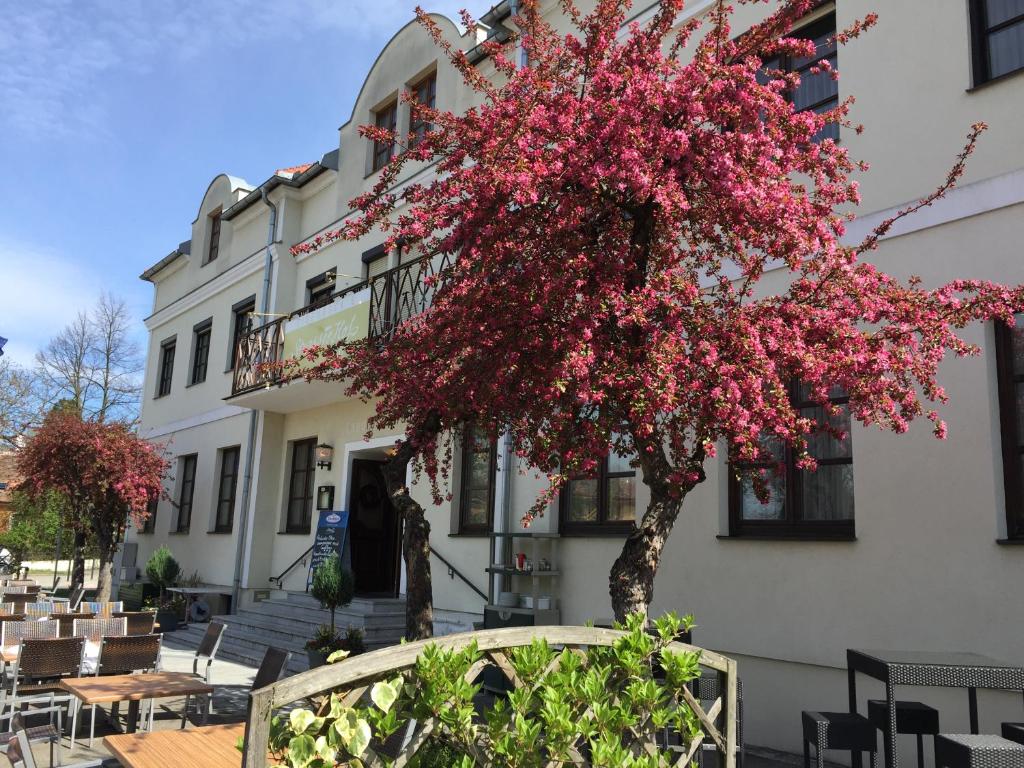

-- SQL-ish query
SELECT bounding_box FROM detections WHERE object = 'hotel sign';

[283,287,371,366]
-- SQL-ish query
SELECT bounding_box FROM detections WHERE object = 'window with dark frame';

[459,424,496,533]
[409,72,436,148]
[306,270,336,309]
[372,101,398,171]
[559,449,637,534]
[141,497,158,534]
[285,438,316,533]
[995,313,1024,539]
[970,0,1024,85]
[176,454,197,533]
[214,446,241,533]
[190,320,211,385]
[758,13,839,142]
[206,208,222,263]
[728,383,854,539]
[156,338,175,397]
[229,297,255,371]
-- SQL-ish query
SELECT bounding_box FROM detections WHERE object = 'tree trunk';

[381,413,441,641]
[608,439,705,622]
[71,530,86,591]
[95,552,114,602]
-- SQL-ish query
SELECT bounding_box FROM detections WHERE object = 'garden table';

[848,649,1024,768]
[105,723,244,768]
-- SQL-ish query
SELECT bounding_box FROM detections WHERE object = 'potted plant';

[305,553,355,667]
[145,546,182,633]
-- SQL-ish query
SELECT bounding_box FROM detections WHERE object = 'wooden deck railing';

[243,625,738,768]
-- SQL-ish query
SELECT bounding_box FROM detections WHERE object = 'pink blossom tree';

[17,411,167,600]
[289,0,1024,622]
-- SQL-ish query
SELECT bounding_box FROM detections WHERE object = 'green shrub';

[309,553,354,633]
[263,612,702,768]
[144,546,181,601]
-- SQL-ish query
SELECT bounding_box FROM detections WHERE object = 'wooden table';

[105,724,244,768]
[60,672,215,734]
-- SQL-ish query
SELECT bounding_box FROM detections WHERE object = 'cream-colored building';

[128,0,1024,761]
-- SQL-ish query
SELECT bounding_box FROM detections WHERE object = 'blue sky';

[0,0,467,366]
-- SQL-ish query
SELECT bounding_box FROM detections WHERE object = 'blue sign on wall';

[307,510,350,589]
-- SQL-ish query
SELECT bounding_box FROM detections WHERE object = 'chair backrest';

[55,612,95,638]
[72,617,127,641]
[17,637,85,679]
[67,587,85,611]
[6,716,37,768]
[0,603,14,614]
[251,646,291,691]
[196,621,226,658]
[2,587,27,595]
[6,581,35,588]
[22,603,54,618]
[21,586,39,596]
[113,612,157,636]
[82,601,123,616]
[97,634,161,676]
[0,620,58,647]
[47,601,69,614]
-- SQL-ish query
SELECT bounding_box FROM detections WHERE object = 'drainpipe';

[231,187,278,613]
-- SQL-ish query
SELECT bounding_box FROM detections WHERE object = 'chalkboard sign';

[307,510,350,590]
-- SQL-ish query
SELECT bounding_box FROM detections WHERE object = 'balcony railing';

[231,251,455,397]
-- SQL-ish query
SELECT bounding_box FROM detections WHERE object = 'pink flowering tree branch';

[288,0,1024,620]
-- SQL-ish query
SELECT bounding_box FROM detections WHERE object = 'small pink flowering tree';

[290,0,1024,622]
[17,411,167,600]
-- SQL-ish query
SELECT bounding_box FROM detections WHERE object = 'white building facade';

[129,0,1024,760]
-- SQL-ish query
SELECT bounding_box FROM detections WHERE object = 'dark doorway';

[348,458,401,596]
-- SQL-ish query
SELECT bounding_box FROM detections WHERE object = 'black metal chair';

[935,734,1024,768]
[695,670,744,768]
[802,711,878,768]
[867,699,940,768]
[191,622,225,684]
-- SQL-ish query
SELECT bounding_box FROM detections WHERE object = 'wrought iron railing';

[232,316,285,395]
[231,251,455,396]
[368,251,455,341]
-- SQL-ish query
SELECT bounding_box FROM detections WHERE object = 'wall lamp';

[315,442,334,471]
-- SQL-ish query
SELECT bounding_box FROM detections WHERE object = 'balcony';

[229,251,453,408]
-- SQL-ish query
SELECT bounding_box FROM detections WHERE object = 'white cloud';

[0,237,148,366]
[0,0,469,141]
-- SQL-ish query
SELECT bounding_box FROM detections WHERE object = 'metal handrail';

[429,546,487,601]
[268,544,314,589]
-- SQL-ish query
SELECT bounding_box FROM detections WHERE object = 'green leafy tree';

[310,553,355,634]
[0,490,65,563]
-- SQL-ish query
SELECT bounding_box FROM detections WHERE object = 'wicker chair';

[73,634,161,748]
[80,602,123,617]
[54,613,95,638]
[113,612,157,636]
[0,621,58,650]
[46,602,69,615]
[71,618,126,641]
[0,606,14,616]
[2,637,85,730]
[0,589,26,597]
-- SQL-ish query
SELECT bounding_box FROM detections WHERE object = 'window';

[409,72,436,148]
[363,244,389,281]
[372,101,398,172]
[229,297,255,371]
[759,13,838,142]
[189,320,212,385]
[729,383,854,539]
[176,454,198,533]
[156,338,175,397]
[306,270,336,309]
[214,446,241,533]
[141,497,158,534]
[285,438,316,533]
[206,208,222,263]
[459,424,496,532]
[560,450,637,534]
[970,0,1024,84]
[996,313,1024,539]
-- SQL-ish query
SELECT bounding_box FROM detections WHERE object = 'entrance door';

[348,459,401,596]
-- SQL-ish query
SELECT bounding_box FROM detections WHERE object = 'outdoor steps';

[161,591,406,675]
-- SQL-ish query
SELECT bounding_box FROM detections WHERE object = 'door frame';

[340,436,407,597]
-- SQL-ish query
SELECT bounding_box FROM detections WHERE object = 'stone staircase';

[161,591,406,675]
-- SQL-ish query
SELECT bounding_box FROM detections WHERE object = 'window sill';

[996,538,1024,545]
[208,529,233,535]
[448,531,492,538]
[559,527,634,538]
[153,393,170,400]
[279,529,312,536]
[717,533,856,542]
[967,65,1024,93]
[185,379,207,389]
[169,530,190,536]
